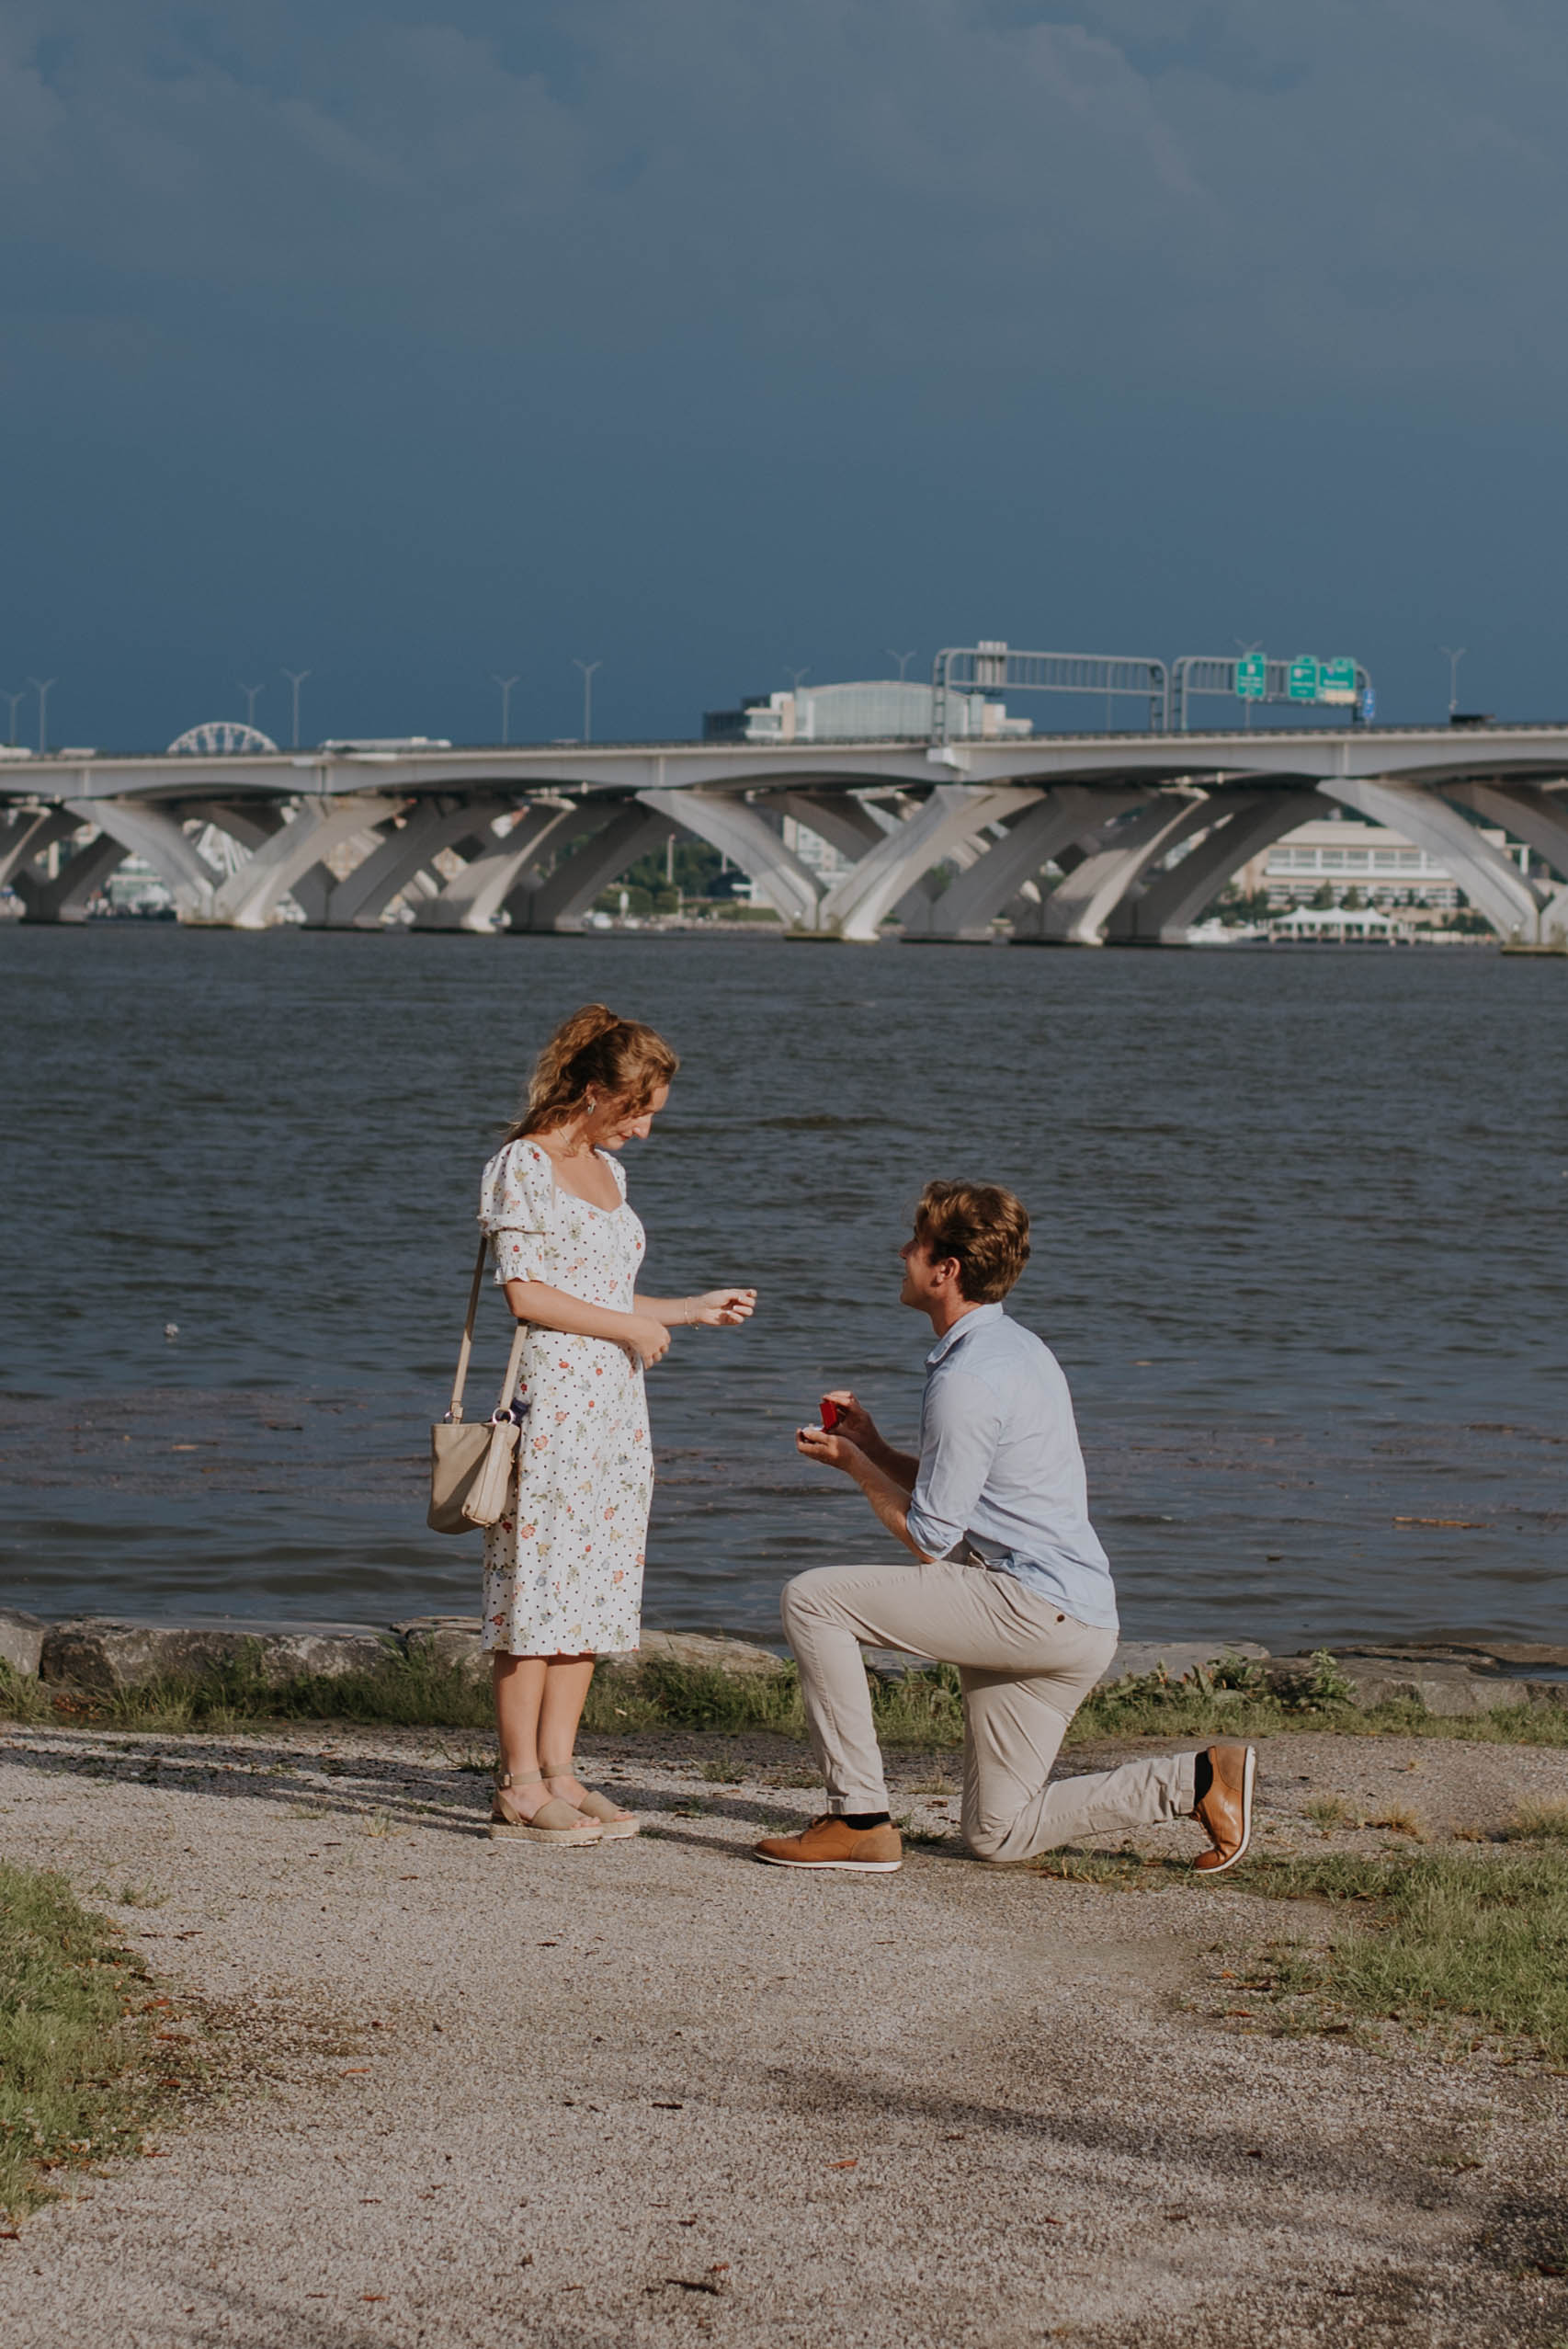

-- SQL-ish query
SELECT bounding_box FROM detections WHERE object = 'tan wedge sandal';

[489,1768,602,1845]
[540,1757,641,1842]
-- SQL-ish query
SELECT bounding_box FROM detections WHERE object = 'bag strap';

[494,1317,528,1420]
[448,1237,529,1425]
[447,1238,490,1422]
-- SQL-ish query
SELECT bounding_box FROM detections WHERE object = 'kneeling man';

[755,1180,1256,1876]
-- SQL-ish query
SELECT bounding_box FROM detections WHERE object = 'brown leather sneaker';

[1193,1743,1256,1874]
[754,1815,903,1872]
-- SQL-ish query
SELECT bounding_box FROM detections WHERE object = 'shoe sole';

[488,1823,603,1845]
[1198,1745,1256,1876]
[753,1852,902,1872]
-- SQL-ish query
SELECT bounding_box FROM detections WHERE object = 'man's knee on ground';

[962,1812,1019,1864]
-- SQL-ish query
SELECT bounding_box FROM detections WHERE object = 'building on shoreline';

[1234,815,1528,911]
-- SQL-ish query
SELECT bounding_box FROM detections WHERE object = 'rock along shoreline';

[2,1607,1566,1716]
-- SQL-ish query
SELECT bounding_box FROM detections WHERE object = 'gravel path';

[3,1723,1567,2348]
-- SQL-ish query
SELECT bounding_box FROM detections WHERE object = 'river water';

[2,925,1563,1651]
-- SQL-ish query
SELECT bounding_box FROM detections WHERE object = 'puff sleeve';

[478,1141,553,1286]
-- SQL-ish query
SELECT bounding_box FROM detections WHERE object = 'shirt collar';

[926,1300,1004,1368]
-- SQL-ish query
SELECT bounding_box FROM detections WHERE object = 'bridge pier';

[638,788,823,929]
[1440,781,1568,945]
[902,787,1143,940]
[49,799,225,922]
[415,803,585,931]
[817,783,1040,941]
[505,803,675,931]
[1320,777,1548,943]
[207,794,403,929]
[1,809,85,903]
[324,797,515,929]
[1112,791,1334,943]
[16,827,129,922]
[1017,792,1209,945]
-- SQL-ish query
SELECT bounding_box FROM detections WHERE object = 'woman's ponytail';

[507,1004,679,1139]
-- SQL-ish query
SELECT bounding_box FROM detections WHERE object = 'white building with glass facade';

[704,679,1031,744]
[1236,816,1525,909]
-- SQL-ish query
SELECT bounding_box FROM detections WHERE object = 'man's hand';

[796,1424,862,1474]
[820,1388,880,1448]
[795,1420,929,1558]
[817,1389,919,1496]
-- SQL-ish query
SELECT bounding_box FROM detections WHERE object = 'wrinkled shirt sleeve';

[478,1142,551,1286]
[905,1366,1004,1560]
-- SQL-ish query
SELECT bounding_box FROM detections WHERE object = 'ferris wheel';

[166,721,278,755]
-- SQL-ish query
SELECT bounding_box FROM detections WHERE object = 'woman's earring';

[585,1094,597,1112]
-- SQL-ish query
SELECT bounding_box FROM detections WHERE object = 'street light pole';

[281,668,312,750]
[492,674,520,746]
[788,667,810,694]
[885,648,916,681]
[3,689,26,747]
[1440,645,1466,716]
[573,660,601,744]
[28,678,56,755]
[238,682,265,727]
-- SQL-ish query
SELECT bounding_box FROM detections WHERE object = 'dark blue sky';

[6,1,1567,749]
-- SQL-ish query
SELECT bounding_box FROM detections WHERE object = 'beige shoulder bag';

[427,1237,528,1534]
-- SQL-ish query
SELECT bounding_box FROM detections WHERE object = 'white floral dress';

[477,1139,651,1657]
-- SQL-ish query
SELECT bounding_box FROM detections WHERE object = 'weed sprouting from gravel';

[1503,1799,1568,1842]
[0,1864,180,2222]
[1246,1848,1568,2065]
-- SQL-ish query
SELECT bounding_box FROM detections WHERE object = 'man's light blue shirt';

[904,1303,1119,1632]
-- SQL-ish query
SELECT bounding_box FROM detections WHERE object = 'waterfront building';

[1235,815,1527,910]
[703,679,1032,744]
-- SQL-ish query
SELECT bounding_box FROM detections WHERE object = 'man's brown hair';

[914,1180,1030,1304]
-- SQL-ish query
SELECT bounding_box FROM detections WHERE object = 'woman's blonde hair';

[507,1004,679,1140]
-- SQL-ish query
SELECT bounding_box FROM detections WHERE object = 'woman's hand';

[626,1313,674,1369]
[821,1388,879,1448]
[691,1286,757,1328]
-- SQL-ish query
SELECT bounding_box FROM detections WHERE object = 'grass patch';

[4,1650,495,1738]
[0,1661,52,1726]
[4,1644,1565,1751]
[1244,1847,1568,2067]
[1504,1798,1568,1842]
[582,1656,968,1747]
[1028,1842,1568,2067]
[1029,1849,1189,1888]
[0,1863,176,2222]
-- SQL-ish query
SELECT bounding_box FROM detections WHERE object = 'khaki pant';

[781,1558,1197,1864]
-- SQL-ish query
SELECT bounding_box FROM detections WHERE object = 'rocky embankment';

[1,1606,1564,1713]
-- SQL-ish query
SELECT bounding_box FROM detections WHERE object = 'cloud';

[4,0,1567,409]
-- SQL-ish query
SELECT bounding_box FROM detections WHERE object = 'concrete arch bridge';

[3,726,1567,948]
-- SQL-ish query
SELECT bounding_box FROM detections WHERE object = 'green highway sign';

[1235,652,1267,699]
[1288,655,1320,701]
[1318,656,1358,705]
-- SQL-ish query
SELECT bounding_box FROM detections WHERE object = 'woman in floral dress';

[478,1003,756,1845]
